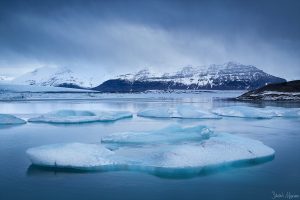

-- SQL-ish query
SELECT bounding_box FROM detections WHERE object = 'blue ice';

[0,114,26,125]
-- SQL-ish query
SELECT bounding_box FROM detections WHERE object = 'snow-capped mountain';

[12,67,98,88]
[94,62,286,92]
[0,75,13,82]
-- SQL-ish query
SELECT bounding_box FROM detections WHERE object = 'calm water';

[0,91,299,200]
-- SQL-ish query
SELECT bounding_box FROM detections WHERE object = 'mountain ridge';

[94,62,286,92]
[9,62,286,92]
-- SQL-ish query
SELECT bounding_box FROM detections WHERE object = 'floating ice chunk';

[177,105,221,119]
[0,114,26,125]
[278,109,300,118]
[212,106,300,119]
[102,125,212,145]
[27,125,274,173]
[28,110,132,124]
[212,106,275,119]
[137,105,221,119]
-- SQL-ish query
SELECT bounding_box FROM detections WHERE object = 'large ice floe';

[28,110,132,124]
[0,114,26,125]
[27,124,274,176]
[212,106,300,119]
[137,105,221,119]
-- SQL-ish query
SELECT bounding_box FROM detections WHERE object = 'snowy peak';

[117,68,160,81]
[12,67,97,88]
[174,66,199,78]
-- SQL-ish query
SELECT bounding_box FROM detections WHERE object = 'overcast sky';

[0,0,299,80]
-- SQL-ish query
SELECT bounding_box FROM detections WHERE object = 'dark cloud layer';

[0,0,299,80]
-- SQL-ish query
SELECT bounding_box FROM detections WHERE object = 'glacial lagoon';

[0,91,299,200]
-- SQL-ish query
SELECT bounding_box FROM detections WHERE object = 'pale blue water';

[0,91,299,200]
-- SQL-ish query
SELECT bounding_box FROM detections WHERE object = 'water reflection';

[0,123,26,130]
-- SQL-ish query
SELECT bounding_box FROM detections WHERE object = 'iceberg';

[0,114,26,125]
[28,110,132,124]
[137,105,221,119]
[27,125,274,175]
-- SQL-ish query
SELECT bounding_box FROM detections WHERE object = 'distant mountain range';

[12,67,97,88]
[10,62,286,92]
[94,62,286,92]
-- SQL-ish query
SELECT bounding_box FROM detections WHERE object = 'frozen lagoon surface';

[0,90,299,200]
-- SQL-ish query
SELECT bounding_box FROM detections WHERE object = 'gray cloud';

[0,0,299,80]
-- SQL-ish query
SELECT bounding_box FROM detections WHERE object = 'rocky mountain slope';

[237,80,300,101]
